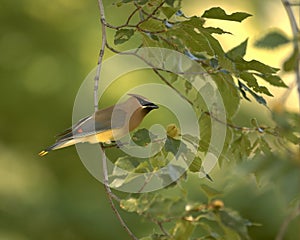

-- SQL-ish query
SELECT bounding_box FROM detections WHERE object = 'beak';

[143,102,159,109]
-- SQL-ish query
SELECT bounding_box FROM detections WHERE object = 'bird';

[38,94,159,156]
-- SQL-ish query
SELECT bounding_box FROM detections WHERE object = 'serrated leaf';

[204,27,232,35]
[254,73,287,87]
[226,39,248,61]
[238,81,267,105]
[255,30,290,49]
[236,59,279,74]
[239,72,273,96]
[161,6,180,19]
[167,17,225,56]
[202,7,252,22]
[283,49,299,72]
[114,29,135,45]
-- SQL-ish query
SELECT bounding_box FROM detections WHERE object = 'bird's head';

[127,94,159,111]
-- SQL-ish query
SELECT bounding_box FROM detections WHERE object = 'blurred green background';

[1,0,299,239]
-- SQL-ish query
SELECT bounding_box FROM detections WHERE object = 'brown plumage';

[39,94,158,156]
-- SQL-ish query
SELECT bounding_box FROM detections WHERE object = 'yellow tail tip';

[38,150,48,157]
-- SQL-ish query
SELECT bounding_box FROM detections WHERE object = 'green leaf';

[212,73,240,117]
[255,30,290,49]
[161,6,180,19]
[182,134,200,149]
[138,0,148,4]
[132,128,156,146]
[226,39,248,61]
[189,157,202,172]
[166,0,175,6]
[253,73,287,87]
[167,17,225,56]
[164,136,181,156]
[239,72,273,96]
[238,81,267,105]
[159,165,186,187]
[114,156,136,172]
[283,49,299,72]
[202,7,252,22]
[199,113,211,152]
[114,29,135,45]
[236,59,279,74]
[204,27,232,35]
[139,19,166,32]
[200,184,223,199]
[171,220,195,240]
[219,209,251,240]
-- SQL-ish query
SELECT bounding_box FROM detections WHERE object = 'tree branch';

[281,0,300,110]
[100,144,138,240]
[95,0,107,112]
[95,1,138,239]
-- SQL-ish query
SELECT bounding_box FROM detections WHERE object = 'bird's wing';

[56,106,127,142]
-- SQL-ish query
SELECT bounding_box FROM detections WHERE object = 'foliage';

[95,0,300,239]
[1,0,298,239]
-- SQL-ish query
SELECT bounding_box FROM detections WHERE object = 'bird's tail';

[38,138,78,157]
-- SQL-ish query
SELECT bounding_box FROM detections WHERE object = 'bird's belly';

[83,129,126,144]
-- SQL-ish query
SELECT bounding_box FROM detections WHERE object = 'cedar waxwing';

[39,94,158,156]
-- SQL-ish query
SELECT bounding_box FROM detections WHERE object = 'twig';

[100,144,138,240]
[276,202,300,240]
[281,0,300,110]
[157,221,169,236]
[95,0,107,111]
[137,0,166,27]
[204,111,274,134]
[95,1,138,239]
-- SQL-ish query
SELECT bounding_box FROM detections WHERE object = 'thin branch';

[133,1,177,25]
[100,144,139,240]
[126,5,141,25]
[95,1,138,239]
[137,0,166,27]
[157,221,169,236]
[281,0,300,110]
[95,0,107,111]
